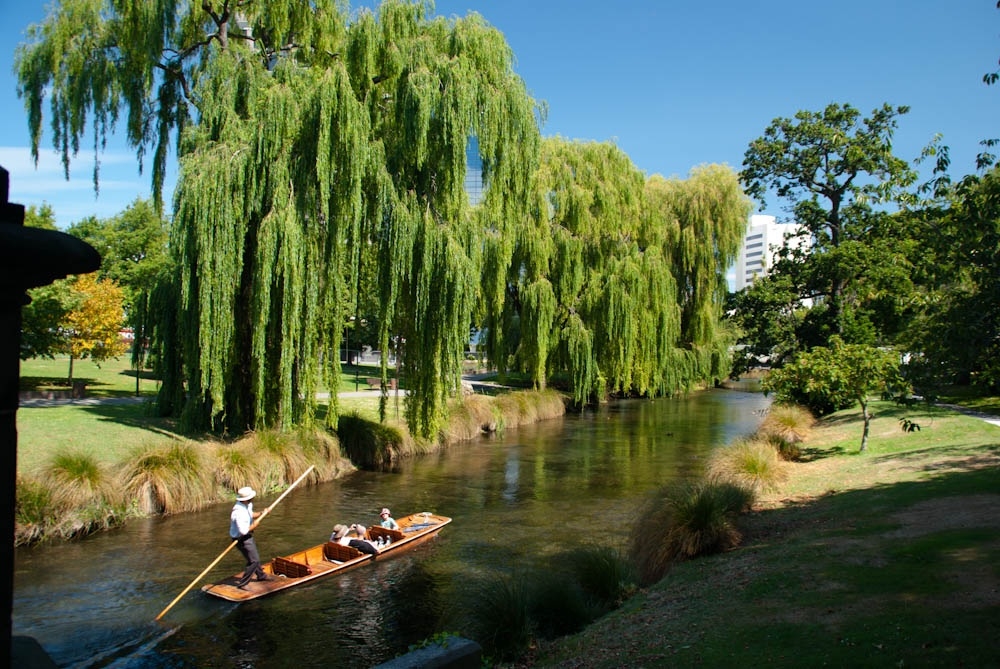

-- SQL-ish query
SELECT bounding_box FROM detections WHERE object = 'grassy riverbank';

[529,399,1000,668]
[15,356,564,545]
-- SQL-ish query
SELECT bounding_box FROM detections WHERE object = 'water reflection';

[14,390,769,667]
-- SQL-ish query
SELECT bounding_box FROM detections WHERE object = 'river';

[13,389,770,668]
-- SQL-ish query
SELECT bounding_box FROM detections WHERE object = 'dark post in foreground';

[0,166,100,665]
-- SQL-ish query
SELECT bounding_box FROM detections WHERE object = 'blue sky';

[1,0,998,228]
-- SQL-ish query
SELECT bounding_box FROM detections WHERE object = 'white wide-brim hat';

[236,486,256,502]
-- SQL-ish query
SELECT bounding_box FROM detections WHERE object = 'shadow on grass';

[78,402,189,440]
[118,368,160,380]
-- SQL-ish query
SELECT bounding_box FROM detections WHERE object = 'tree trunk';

[859,399,870,452]
[67,354,74,384]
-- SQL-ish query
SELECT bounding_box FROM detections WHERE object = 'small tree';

[63,274,129,382]
[764,337,907,452]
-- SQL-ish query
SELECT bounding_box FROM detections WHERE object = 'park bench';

[364,377,398,391]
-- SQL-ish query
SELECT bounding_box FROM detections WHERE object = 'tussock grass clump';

[15,475,59,545]
[464,573,533,662]
[336,412,407,470]
[246,429,314,483]
[213,441,284,496]
[293,428,354,481]
[758,403,813,460]
[527,574,594,640]
[629,480,755,586]
[15,471,125,545]
[707,436,788,494]
[118,442,215,514]
[563,545,637,610]
[492,389,565,431]
[48,452,110,507]
[443,394,499,442]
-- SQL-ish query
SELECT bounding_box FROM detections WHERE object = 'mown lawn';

[15,356,401,474]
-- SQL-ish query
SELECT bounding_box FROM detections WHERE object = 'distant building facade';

[731,214,808,292]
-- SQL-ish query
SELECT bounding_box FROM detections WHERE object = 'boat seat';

[272,556,312,578]
[324,541,363,562]
[368,526,404,543]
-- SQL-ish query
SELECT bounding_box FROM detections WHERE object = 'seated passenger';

[330,523,378,555]
[379,507,399,530]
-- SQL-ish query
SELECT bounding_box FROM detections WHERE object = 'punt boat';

[202,511,452,602]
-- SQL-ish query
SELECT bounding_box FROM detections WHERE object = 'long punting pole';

[154,465,316,621]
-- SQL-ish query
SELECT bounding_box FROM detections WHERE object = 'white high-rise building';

[731,214,808,292]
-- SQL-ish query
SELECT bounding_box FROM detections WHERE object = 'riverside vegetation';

[15,356,565,545]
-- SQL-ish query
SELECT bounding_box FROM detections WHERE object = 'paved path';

[935,403,1000,427]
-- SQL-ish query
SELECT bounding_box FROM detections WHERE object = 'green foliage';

[16,0,755,439]
[764,337,908,450]
[20,280,75,360]
[490,139,749,406]
[736,103,920,365]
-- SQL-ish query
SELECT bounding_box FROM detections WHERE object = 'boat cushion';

[272,556,312,578]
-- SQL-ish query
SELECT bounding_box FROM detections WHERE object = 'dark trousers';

[235,535,265,586]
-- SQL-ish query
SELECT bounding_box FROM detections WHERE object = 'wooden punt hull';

[201,512,451,602]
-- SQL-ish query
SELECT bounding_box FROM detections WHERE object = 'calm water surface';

[13,389,769,668]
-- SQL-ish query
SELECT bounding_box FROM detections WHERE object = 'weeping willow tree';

[16,0,541,438]
[487,138,749,406]
[647,165,751,386]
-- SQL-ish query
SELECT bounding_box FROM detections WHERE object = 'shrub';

[707,436,787,494]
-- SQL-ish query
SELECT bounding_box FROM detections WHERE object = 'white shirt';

[230,501,253,538]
